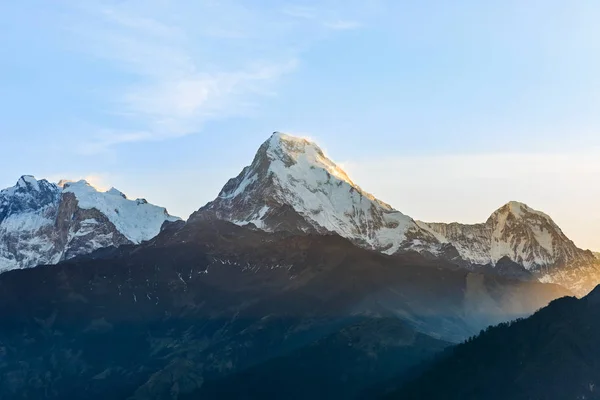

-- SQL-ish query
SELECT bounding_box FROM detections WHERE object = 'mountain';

[191,132,441,255]
[388,285,600,400]
[0,175,180,271]
[193,132,600,296]
[0,219,569,400]
[418,202,600,296]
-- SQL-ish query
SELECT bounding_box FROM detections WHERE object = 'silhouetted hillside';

[390,287,600,399]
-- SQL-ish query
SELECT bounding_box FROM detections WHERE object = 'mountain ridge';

[192,132,443,255]
[3,133,598,295]
[0,175,180,272]
[193,132,600,296]
[417,201,600,296]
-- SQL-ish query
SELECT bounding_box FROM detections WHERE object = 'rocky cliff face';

[0,176,180,271]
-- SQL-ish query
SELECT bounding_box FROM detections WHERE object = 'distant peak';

[489,201,556,225]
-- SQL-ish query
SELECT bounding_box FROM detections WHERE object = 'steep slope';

[192,132,440,255]
[0,220,570,400]
[0,176,180,271]
[389,285,600,400]
[418,201,600,296]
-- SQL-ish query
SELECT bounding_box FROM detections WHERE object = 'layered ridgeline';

[0,176,180,271]
[194,132,600,296]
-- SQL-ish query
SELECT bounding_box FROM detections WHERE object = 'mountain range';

[194,132,600,296]
[0,131,598,399]
[3,132,597,296]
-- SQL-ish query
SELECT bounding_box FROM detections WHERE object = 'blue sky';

[2,0,600,249]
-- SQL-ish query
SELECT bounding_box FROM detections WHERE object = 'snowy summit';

[0,176,180,272]
[193,132,441,254]
[194,132,600,296]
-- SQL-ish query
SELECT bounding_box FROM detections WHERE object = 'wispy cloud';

[58,1,368,153]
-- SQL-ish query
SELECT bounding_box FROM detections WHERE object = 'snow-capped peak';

[491,201,555,223]
[0,175,181,272]
[263,131,388,207]
[418,200,599,295]
[487,201,571,262]
[420,201,581,269]
[195,132,437,254]
[62,180,180,244]
[265,132,355,184]
[1,176,60,215]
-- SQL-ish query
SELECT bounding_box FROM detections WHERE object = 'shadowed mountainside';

[0,220,570,399]
[388,286,600,399]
